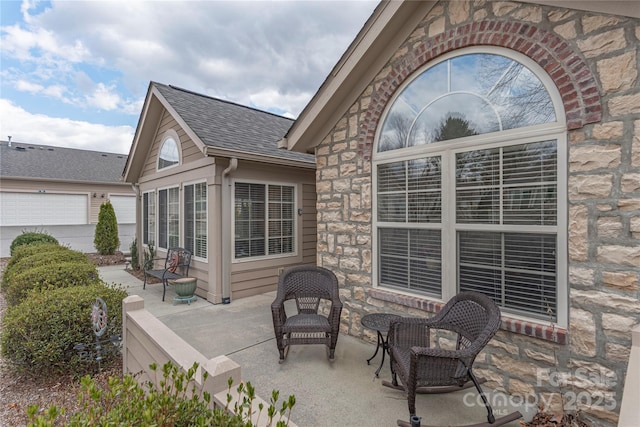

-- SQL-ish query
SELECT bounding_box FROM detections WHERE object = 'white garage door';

[110,195,136,224]
[0,192,88,226]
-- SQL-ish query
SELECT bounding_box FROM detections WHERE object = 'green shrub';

[1,244,69,290]
[1,282,127,376]
[27,361,296,427]
[9,231,59,256]
[129,237,139,270]
[4,260,99,306]
[2,247,89,291]
[94,201,119,255]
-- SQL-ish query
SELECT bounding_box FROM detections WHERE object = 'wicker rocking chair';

[383,292,522,427]
[271,266,343,363]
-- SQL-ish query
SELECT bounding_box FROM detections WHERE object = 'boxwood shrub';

[4,260,99,306]
[1,282,127,376]
[9,231,59,256]
[2,246,89,290]
[3,243,65,276]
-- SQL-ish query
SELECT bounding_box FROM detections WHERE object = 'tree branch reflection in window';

[379,53,555,152]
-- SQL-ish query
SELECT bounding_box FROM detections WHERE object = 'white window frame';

[157,129,181,171]
[372,46,568,328]
[184,180,208,260]
[232,179,298,263]
[157,185,180,250]
[142,190,156,246]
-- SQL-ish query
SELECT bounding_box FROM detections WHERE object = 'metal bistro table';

[361,313,401,377]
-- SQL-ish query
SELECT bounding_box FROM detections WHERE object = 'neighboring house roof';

[0,140,128,184]
[281,0,640,153]
[124,82,314,182]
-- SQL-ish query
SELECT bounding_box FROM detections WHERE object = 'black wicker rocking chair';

[383,292,522,427]
[271,265,343,363]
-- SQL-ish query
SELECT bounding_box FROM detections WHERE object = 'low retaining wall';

[122,295,296,427]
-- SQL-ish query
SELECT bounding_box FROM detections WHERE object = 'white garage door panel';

[0,193,88,226]
[110,195,136,224]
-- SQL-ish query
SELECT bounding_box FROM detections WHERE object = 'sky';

[0,0,378,155]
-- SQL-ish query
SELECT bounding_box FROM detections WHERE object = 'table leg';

[374,330,386,377]
[366,328,383,365]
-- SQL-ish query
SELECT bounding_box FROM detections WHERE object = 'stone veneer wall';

[314,1,639,425]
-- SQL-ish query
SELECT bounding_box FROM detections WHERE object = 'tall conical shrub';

[94,200,120,255]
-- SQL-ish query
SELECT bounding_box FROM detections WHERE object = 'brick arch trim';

[359,19,601,159]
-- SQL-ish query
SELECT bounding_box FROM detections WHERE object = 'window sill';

[368,288,567,345]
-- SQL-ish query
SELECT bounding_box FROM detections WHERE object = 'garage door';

[110,195,136,224]
[0,192,88,226]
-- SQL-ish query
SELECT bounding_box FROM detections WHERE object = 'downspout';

[130,183,142,269]
[221,157,238,304]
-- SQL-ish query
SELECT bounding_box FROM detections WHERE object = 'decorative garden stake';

[74,297,121,370]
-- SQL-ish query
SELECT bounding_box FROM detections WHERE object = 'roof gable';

[0,140,128,183]
[124,82,314,182]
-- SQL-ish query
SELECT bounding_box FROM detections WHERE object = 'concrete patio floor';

[100,265,533,427]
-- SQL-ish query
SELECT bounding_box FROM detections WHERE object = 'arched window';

[158,133,180,170]
[373,47,567,326]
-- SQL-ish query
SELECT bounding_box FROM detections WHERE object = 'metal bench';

[143,247,192,301]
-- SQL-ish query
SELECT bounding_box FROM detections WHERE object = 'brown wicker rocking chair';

[271,266,343,363]
[383,292,522,427]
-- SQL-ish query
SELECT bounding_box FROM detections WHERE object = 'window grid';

[185,182,207,259]
[373,49,565,323]
[158,187,179,249]
[143,191,155,246]
[235,182,295,260]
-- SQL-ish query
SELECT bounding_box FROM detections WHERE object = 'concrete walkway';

[100,265,533,427]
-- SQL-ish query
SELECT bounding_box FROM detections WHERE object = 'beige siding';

[229,163,316,300]
[0,178,133,224]
[140,111,202,180]
[133,108,316,304]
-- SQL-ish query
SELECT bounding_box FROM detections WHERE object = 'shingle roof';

[153,83,314,164]
[0,141,128,183]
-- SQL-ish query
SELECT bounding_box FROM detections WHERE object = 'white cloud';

[0,99,134,154]
[1,0,377,152]
[248,88,314,119]
[15,79,43,94]
[1,23,90,64]
[6,0,377,115]
[85,83,121,111]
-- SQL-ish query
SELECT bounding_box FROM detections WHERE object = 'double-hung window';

[158,187,180,249]
[184,182,207,259]
[374,48,566,325]
[143,191,156,245]
[234,182,295,259]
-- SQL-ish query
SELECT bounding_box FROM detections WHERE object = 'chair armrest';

[410,345,476,361]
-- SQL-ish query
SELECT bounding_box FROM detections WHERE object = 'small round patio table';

[361,313,401,377]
